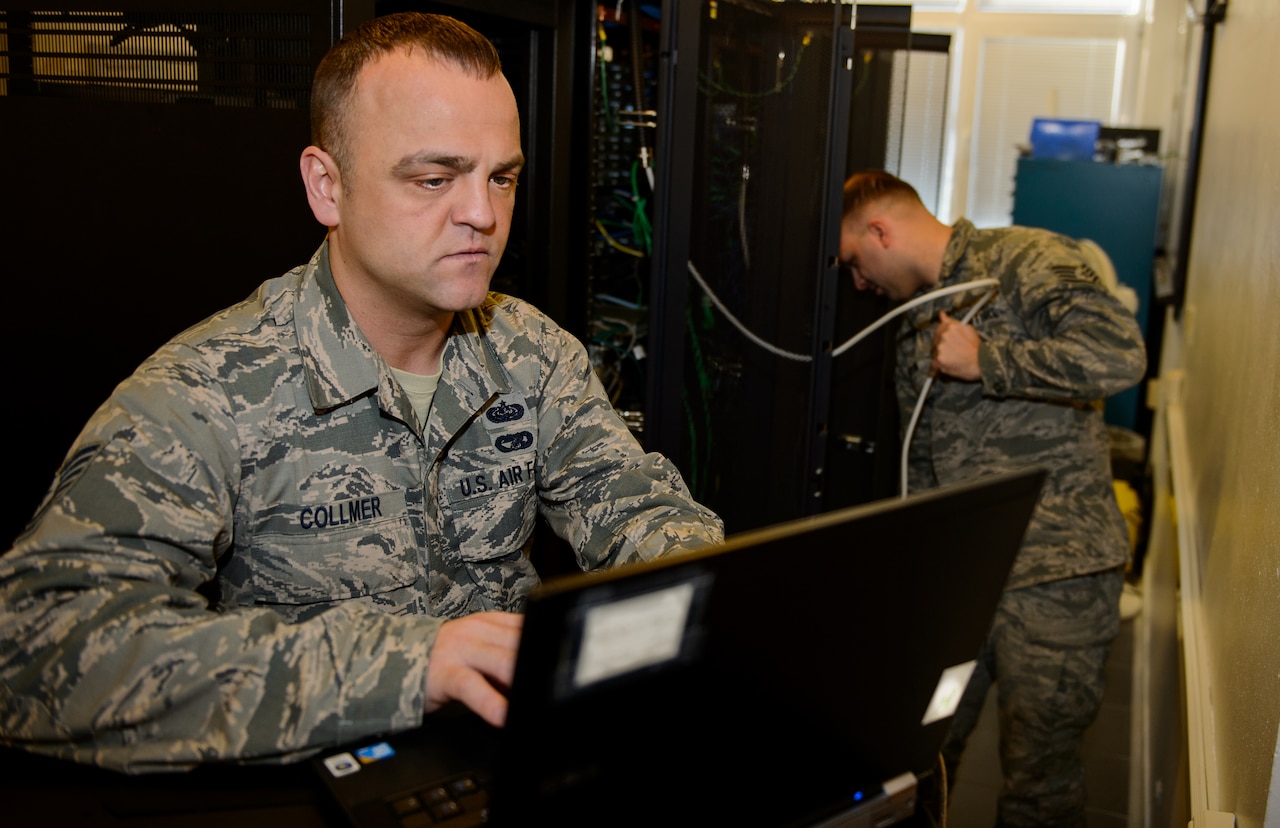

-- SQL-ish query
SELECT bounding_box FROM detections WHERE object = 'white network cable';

[686,260,812,362]
[898,286,998,499]
[685,259,999,499]
[686,260,997,365]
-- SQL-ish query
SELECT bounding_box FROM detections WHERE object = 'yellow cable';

[594,219,643,257]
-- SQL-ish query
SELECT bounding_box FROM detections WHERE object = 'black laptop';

[314,468,1044,828]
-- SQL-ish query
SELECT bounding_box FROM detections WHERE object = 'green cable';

[629,161,653,256]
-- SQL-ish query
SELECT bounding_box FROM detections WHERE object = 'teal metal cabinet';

[1011,157,1163,432]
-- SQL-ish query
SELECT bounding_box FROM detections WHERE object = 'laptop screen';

[487,468,1044,826]
[315,468,1044,828]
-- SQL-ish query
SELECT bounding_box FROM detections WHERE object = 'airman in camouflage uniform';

[0,244,722,772]
[0,13,722,772]
[842,170,1145,827]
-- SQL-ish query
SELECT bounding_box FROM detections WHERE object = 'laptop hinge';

[809,772,918,828]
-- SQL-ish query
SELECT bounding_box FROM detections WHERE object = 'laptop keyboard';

[385,773,490,827]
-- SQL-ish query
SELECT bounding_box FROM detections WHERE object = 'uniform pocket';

[251,489,418,604]
[439,455,537,563]
[1012,570,1122,649]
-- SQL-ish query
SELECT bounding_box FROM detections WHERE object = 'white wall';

[1171,0,1280,824]
[902,0,1174,225]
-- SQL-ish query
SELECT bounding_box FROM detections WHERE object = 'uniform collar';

[450,299,511,400]
[938,218,978,287]
[425,299,513,455]
[901,218,982,327]
[294,240,510,422]
[295,240,382,412]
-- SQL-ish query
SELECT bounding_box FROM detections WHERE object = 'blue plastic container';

[1029,118,1101,161]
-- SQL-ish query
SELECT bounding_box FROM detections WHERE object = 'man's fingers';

[447,666,512,728]
[425,612,524,725]
[465,622,522,689]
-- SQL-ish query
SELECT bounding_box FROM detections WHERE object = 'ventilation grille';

[0,9,312,108]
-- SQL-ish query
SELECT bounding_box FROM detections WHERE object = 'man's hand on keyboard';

[425,611,525,727]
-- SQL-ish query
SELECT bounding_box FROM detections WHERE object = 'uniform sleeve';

[0,347,436,772]
[530,323,724,569]
[977,258,1147,404]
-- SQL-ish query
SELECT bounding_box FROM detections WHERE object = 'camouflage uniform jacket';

[0,242,723,771]
[896,219,1145,590]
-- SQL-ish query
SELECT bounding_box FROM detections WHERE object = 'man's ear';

[867,216,891,248]
[300,146,341,228]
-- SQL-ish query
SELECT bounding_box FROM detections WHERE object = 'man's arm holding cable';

[964,259,1146,402]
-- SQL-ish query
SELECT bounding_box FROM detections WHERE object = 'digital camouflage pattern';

[941,569,1123,827]
[897,219,1142,826]
[0,242,723,771]
[896,219,1146,590]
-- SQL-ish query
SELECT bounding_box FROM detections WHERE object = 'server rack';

[1,1,350,547]
[647,0,855,532]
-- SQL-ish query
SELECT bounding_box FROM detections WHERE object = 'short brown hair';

[310,12,504,176]
[842,169,923,221]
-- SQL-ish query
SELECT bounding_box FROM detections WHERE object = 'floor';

[941,614,1135,827]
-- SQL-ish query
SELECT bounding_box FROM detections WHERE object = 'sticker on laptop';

[573,580,698,688]
[322,751,361,778]
[921,660,978,725]
[355,741,396,764]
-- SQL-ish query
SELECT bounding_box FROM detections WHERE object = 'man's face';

[327,50,524,323]
[839,215,910,301]
[840,220,883,297]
